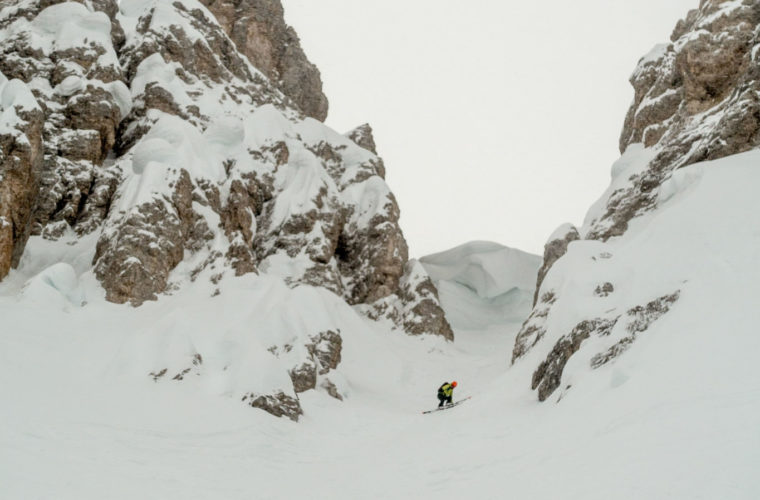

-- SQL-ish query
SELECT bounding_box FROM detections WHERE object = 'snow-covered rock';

[588,0,760,240]
[199,0,329,121]
[0,0,127,245]
[517,149,760,403]
[0,0,452,418]
[530,223,579,307]
[514,0,760,403]
[0,73,43,280]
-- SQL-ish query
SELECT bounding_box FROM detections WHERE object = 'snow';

[422,241,540,299]
[0,77,40,142]
[637,42,668,67]
[1,0,759,497]
[699,0,744,29]
[0,2,120,74]
[54,75,85,97]
[104,80,132,119]
[20,262,84,308]
[582,143,659,235]
[340,175,391,227]
[115,113,229,209]
[420,241,540,331]
[3,149,758,499]
[631,43,669,79]
[129,54,192,106]
[546,221,578,243]
[530,149,760,418]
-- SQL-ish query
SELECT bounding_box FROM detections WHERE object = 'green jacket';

[439,383,454,397]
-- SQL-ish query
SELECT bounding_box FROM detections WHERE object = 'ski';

[422,396,471,414]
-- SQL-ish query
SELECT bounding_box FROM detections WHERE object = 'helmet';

[451,381,458,387]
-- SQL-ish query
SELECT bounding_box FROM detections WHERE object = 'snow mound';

[421,241,541,330]
[0,77,40,139]
[21,263,84,308]
[421,241,541,299]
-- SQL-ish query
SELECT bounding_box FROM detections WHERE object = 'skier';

[437,381,457,407]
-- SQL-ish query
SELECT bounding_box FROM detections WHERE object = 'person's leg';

[438,395,445,407]
[445,395,452,406]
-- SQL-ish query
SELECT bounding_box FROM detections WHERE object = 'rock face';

[0,0,451,418]
[280,329,343,395]
[364,260,455,340]
[0,77,44,280]
[531,317,618,402]
[532,224,579,307]
[0,0,128,253]
[346,124,378,155]
[514,0,760,402]
[242,391,303,421]
[199,0,329,121]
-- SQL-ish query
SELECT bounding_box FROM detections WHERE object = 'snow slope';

[2,150,758,499]
[421,241,541,329]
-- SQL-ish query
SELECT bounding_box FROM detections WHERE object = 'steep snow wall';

[421,242,541,330]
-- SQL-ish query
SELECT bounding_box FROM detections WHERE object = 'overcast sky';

[281,0,698,257]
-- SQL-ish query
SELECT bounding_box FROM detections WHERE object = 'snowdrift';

[421,241,541,329]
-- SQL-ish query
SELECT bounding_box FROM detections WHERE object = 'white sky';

[281,0,698,257]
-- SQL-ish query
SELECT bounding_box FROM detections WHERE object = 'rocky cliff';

[0,0,452,418]
[513,0,760,402]
[198,0,329,121]
[590,0,760,241]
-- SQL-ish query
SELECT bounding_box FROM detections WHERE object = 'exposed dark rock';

[242,391,303,421]
[512,289,558,363]
[337,197,408,305]
[279,330,343,395]
[307,330,343,374]
[199,0,329,121]
[533,225,580,306]
[170,353,204,381]
[626,290,681,334]
[289,361,317,393]
[220,177,260,275]
[93,169,199,305]
[0,99,44,280]
[594,282,614,297]
[532,318,618,402]
[346,124,378,155]
[590,291,680,369]
[0,0,126,244]
[363,260,454,340]
[345,124,385,178]
[149,368,167,381]
[321,378,343,401]
[63,86,122,163]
